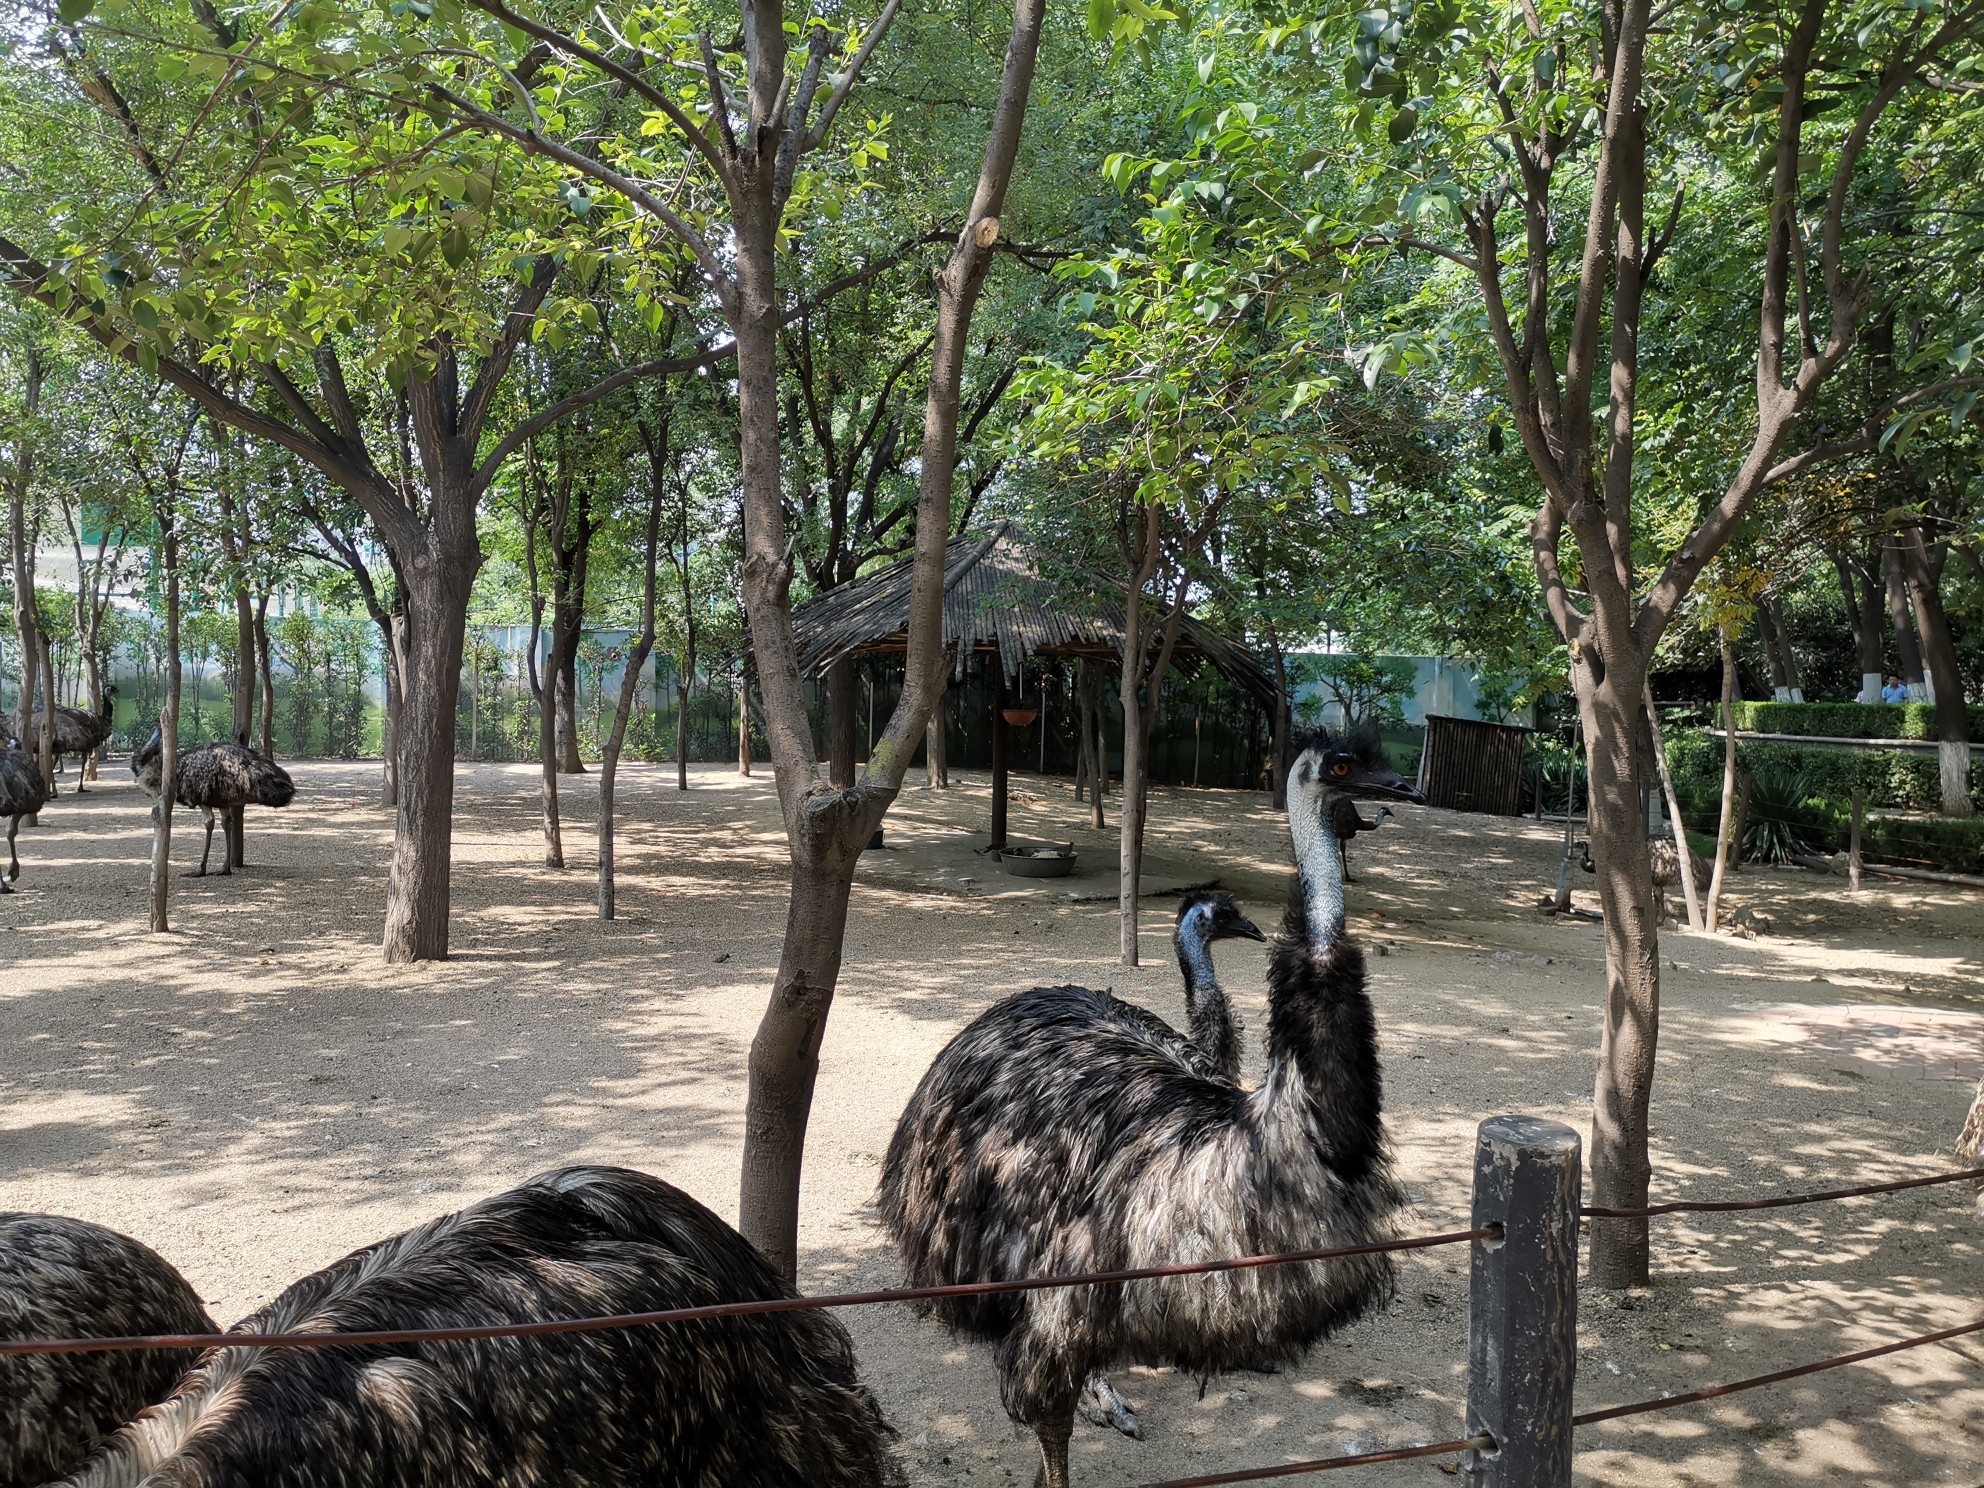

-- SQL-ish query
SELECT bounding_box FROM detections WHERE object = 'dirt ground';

[3,758,1980,1486]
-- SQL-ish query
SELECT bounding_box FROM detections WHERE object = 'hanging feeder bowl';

[1001,708,1039,727]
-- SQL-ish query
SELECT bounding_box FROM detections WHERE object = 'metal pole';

[1463,1115,1581,1488]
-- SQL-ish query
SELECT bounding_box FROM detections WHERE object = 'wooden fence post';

[1463,1115,1581,1488]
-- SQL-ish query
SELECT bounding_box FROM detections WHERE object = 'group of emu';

[0,693,296,888]
[2,728,1418,1488]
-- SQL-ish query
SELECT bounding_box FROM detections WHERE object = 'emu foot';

[1078,1373,1143,1439]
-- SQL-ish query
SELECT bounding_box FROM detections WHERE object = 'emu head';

[1287,725,1422,874]
[1176,889,1265,945]
[131,725,163,775]
[1572,839,1595,873]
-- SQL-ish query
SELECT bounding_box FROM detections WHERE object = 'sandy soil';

[3,758,1981,1486]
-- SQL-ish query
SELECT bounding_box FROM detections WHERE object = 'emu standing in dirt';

[132,728,294,876]
[879,729,1418,1487]
[0,745,47,892]
[56,1167,900,1488]
[0,688,115,793]
[1,1213,214,1488]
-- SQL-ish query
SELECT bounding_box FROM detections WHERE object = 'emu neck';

[1289,790,1347,949]
[1265,789,1384,1184]
[1176,929,1239,1082]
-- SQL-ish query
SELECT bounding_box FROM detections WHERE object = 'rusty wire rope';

[0,1226,1490,1358]
[1133,1432,1495,1488]
[1581,1162,1984,1218]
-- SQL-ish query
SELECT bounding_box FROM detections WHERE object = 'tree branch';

[804,0,908,152]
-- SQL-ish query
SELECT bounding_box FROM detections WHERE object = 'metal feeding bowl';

[998,842,1078,878]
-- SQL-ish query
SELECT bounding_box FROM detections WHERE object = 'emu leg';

[2,817,16,890]
[1032,1410,1075,1488]
[193,808,216,877]
[1077,1373,1142,1439]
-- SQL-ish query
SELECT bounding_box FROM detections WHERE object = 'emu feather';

[1,1214,214,1488]
[56,1166,900,1488]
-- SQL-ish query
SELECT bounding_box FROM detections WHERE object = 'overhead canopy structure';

[792,520,1276,702]
[790,521,1275,847]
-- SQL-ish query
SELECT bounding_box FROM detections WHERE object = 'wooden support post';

[1463,1115,1581,1488]
[1849,787,1864,892]
[990,666,1009,850]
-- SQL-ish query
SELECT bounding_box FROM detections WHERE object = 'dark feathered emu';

[1,1213,215,1488]
[132,727,295,877]
[0,745,49,892]
[55,1166,901,1488]
[0,688,115,792]
[878,729,1420,1487]
[1173,889,1265,1084]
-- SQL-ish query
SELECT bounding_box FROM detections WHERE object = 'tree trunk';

[925,683,947,788]
[379,615,402,804]
[605,445,668,916]
[990,666,1009,849]
[255,593,275,758]
[35,629,56,793]
[538,629,564,868]
[555,632,585,772]
[8,346,41,819]
[1896,526,1971,817]
[1757,597,1800,703]
[1957,1076,1984,1164]
[380,546,475,963]
[1644,686,1702,930]
[1835,551,1883,704]
[150,509,181,933]
[1706,630,1740,931]
[737,673,753,776]
[827,653,859,790]
[1884,543,1929,701]
[675,678,691,791]
[1578,655,1661,1288]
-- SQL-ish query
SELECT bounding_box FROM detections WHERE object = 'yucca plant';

[1741,767,1822,864]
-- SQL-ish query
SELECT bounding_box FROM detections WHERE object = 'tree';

[1313,0,1984,1284]
[0,1,725,959]
[418,0,1051,1275]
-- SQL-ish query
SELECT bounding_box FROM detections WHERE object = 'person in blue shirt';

[1881,675,1908,704]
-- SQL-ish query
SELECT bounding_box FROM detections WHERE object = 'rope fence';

[0,1227,1492,1358]
[6,1133,1979,1488]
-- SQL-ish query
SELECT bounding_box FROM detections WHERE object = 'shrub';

[1859,815,1984,875]
[1730,700,1984,740]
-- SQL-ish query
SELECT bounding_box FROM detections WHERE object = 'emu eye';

[1329,760,1352,779]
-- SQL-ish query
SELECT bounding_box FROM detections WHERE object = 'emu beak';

[1232,915,1266,943]
[1351,767,1424,804]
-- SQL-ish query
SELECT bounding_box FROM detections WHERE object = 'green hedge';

[1669,732,1975,812]
[1730,700,1984,739]
[1664,730,1984,873]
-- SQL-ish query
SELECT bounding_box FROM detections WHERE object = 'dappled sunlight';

[3,759,1981,1482]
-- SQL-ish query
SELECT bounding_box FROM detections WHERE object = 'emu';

[1073,890,1267,1440]
[0,688,116,793]
[879,728,1418,1487]
[55,1166,901,1488]
[1574,837,1709,922]
[0,744,48,892]
[132,728,294,876]
[1,1213,214,1488]
[1332,799,1393,882]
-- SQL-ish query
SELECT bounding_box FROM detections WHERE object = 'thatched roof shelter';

[792,521,1275,702]
[789,522,1274,849]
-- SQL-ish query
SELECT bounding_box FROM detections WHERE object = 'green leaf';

[1086,0,1116,45]
[1387,107,1418,143]
[440,225,471,266]
[56,0,95,22]
[1951,389,1980,432]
